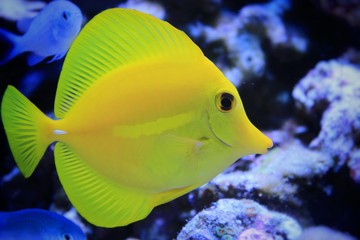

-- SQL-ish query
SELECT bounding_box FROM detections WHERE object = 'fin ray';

[1,86,51,177]
[55,142,154,227]
[54,8,203,118]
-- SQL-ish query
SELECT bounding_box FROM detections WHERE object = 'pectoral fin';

[48,52,66,63]
[146,134,208,188]
[27,53,46,66]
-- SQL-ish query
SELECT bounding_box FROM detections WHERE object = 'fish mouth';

[206,111,232,148]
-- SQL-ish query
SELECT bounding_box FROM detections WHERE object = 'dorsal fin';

[54,8,204,118]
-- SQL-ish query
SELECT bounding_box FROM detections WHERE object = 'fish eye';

[216,92,236,112]
[62,233,72,240]
[62,11,69,21]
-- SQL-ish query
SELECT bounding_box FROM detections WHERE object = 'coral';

[238,228,273,240]
[191,140,333,205]
[223,32,266,87]
[238,0,291,46]
[293,60,360,182]
[177,198,302,240]
[348,150,360,182]
[292,60,360,115]
[117,0,166,20]
[188,0,307,86]
[315,0,360,27]
[0,0,45,21]
[340,48,360,66]
[310,99,360,177]
[298,226,357,240]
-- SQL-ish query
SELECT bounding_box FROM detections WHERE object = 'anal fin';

[151,184,197,206]
[54,142,153,227]
[27,53,46,66]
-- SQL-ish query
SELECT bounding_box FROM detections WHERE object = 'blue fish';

[0,209,86,240]
[0,0,82,66]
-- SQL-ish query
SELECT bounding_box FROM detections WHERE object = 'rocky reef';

[188,0,307,86]
[293,59,360,182]
[190,139,334,205]
[177,199,302,240]
[299,226,357,240]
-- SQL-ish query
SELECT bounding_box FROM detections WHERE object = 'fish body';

[0,209,86,240]
[0,0,46,22]
[55,59,249,191]
[1,9,272,227]
[0,0,82,66]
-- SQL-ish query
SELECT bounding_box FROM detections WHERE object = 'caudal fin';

[1,86,52,177]
[0,29,20,65]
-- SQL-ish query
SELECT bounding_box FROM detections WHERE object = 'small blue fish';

[0,209,86,240]
[0,0,82,66]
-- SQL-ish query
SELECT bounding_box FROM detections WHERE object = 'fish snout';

[237,120,273,156]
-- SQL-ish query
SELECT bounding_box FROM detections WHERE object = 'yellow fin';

[152,185,197,207]
[54,142,154,227]
[1,86,52,177]
[54,8,204,118]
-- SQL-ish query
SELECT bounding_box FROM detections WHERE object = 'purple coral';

[310,99,360,167]
[293,60,360,182]
[177,199,302,240]
[238,228,273,240]
[188,0,307,86]
[298,226,357,240]
[292,60,360,114]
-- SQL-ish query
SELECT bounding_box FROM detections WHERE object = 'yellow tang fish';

[1,9,272,227]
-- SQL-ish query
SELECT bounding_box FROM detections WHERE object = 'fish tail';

[0,29,21,65]
[1,86,53,177]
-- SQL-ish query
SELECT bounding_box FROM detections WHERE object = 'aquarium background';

[0,0,360,239]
